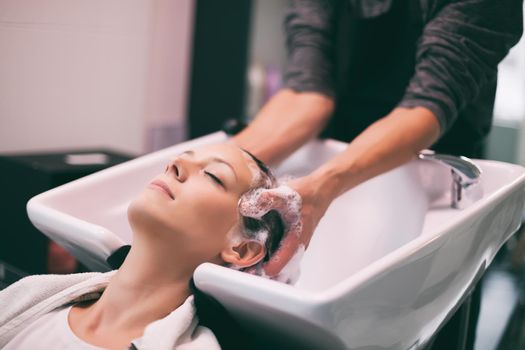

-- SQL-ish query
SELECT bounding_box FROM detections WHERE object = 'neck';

[83,233,194,335]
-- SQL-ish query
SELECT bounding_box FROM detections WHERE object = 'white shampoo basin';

[27,132,525,349]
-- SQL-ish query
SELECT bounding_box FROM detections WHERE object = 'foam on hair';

[237,150,284,263]
[235,150,304,284]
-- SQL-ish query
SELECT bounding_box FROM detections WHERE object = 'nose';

[166,157,193,182]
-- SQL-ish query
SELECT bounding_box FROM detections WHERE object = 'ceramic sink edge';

[320,161,525,302]
[194,160,525,347]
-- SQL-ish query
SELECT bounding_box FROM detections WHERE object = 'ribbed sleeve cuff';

[283,79,335,98]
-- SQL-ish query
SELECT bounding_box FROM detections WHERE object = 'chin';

[127,194,182,239]
[127,196,147,230]
[128,195,162,233]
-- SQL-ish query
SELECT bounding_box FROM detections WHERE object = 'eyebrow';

[181,150,238,180]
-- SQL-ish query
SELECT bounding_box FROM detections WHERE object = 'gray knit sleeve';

[283,0,339,98]
[399,0,523,137]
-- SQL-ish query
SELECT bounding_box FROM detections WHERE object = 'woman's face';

[128,143,259,266]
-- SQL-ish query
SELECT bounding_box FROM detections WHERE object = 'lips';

[149,179,174,199]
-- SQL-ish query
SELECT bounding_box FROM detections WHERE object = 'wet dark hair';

[242,149,274,182]
[240,150,285,264]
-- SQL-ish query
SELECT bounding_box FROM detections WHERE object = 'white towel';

[0,272,220,350]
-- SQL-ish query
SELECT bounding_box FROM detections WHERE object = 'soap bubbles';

[238,183,304,283]
[239,184,303,236]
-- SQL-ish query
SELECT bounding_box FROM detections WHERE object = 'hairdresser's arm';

[233,89,333,164]
[303,106,440,206]
[233,0,338,164]
[258,106,440,277]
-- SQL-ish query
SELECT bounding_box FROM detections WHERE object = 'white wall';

[0,0,194,155]
[144,0,194,152]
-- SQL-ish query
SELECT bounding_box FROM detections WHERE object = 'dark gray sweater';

[283,0,523,144]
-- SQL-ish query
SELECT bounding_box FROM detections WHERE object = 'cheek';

[179,189,239,239]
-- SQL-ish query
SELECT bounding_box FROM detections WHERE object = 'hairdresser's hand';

[239,175,331,279]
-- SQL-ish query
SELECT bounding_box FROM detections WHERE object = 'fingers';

[262,226,302,277]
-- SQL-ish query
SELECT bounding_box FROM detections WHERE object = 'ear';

[221,240,266,268]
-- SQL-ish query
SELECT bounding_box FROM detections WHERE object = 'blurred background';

[1,0,524,160]
[2,0,523,161]
[0,1,524,349]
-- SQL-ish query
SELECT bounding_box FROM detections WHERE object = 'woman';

[0,143,289,350]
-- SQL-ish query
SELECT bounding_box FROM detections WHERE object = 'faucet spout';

[418,150,482,209]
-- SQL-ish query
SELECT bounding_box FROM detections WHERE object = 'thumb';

[263,228,302,278]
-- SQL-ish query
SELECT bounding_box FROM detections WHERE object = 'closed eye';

[205,171,225,189]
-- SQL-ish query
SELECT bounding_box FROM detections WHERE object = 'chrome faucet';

[418,150,482,209]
